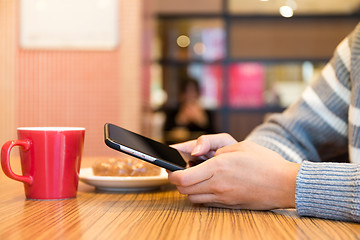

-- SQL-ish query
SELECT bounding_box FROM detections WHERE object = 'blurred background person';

[163,78,215,144]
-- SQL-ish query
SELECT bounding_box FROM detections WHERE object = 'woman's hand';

[176,103,208,127]
[168,140,300,210]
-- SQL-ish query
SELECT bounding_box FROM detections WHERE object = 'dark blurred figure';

[163,78,215,144]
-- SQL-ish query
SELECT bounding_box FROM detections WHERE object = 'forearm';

[248,125,360,221]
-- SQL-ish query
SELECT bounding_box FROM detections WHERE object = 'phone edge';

[104,124,184,171]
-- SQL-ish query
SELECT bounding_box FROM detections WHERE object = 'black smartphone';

[104,123,187,171]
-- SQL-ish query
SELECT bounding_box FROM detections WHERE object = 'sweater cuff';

[296,161,360,222]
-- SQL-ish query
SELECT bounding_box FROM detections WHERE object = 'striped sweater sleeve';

[247,23,360,222]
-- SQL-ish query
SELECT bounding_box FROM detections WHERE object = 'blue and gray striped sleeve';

[296,161,360,222]
[247,23,360,222]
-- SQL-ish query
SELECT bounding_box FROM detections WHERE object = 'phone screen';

[105,123,187,169]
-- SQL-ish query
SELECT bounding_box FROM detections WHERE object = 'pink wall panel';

[0,0,16,145]
[1,0,149,157]
[16,50,121,156]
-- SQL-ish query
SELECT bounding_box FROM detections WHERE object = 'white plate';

[79,168,169,192]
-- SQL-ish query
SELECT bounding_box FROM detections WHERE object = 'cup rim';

[17,127,85,131]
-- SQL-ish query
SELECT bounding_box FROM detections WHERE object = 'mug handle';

[1,140,33,185]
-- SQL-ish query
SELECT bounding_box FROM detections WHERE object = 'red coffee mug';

[1,127,85,200]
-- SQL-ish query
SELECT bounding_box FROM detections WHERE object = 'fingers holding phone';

[171,133,238,167]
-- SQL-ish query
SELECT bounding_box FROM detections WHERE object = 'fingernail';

[192,144,202,155]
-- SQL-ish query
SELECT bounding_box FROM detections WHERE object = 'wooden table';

[1,158,360,240]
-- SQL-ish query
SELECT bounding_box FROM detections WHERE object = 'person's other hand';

[176,103,208,127]
[168,140,300,210]
[185,104,208,127]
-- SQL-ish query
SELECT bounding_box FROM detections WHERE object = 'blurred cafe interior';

[0,0,360,158]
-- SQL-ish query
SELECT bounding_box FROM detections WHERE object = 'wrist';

[281,162,300,208]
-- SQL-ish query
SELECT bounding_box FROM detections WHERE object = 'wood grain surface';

[1,158,360,240]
